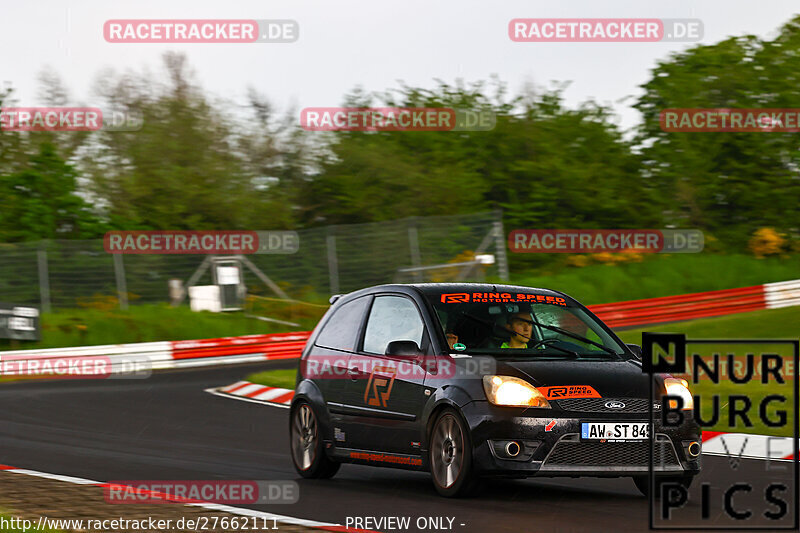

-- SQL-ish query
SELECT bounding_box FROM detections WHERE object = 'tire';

[428,408,479,497]
[290,401,340,479]
[633,474,694,499]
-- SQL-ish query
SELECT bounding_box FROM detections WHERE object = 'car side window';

[315,296,371,352]
[362,295,425,355]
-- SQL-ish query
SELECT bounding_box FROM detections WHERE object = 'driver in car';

[500,310,534,349]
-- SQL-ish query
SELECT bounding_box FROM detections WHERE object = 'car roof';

[335,282,576,303]
[411,283,569,298]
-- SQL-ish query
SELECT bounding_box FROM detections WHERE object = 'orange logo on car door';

[364,366,396,407]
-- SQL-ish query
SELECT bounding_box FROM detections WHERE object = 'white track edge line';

[205,388,291,409]
[1,467,337,528]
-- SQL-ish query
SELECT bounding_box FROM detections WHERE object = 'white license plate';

[581,422,649,441]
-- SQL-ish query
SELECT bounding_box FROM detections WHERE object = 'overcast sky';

[2,0,798,132]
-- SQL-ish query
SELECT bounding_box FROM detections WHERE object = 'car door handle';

[348,367,360,381]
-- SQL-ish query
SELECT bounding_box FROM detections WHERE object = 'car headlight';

[664,377,694,410]
[482,375,551,408]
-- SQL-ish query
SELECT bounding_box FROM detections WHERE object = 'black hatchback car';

[289,283,701,497]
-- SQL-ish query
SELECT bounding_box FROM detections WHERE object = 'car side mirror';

[626,343,642,359]
[385,340,423,359]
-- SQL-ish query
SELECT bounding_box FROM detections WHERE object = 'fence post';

[326,232,340,295]
[493,214,509,281]
[408,220,422,282]
[113,253,129,310]
[37,248,51,313]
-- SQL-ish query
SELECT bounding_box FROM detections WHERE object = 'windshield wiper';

[526,319,620,357]
[528,338,579,357]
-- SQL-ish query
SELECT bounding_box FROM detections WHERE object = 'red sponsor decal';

[545,420,557,432]
[439,292,567,306]
[348,452,422,466]
[440,293,471,303]
[539,385,601,399]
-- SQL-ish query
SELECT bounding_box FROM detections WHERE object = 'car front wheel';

[429,408,478,497]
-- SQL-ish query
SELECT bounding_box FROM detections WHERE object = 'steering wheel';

[530,338,562,350]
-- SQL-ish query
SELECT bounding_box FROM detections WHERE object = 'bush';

[749,228,786,258]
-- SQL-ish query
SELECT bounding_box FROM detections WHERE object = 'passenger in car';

[445,330,459,349]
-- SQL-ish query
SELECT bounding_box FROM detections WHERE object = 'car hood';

[496,358,652,398]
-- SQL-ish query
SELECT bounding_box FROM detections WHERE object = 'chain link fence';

[0,211,507,311]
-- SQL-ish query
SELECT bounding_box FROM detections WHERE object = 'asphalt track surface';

[1,362,796,532]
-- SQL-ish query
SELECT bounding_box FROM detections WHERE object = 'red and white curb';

[0,465,369,532]
[206,381,294,409]
[0,332,311,378]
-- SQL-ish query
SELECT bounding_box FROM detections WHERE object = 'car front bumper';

[461,400,702,477]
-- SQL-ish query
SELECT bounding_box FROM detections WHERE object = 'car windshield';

[426,292,625,358]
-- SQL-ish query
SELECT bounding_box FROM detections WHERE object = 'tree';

[304,80,656,234]
[80,53,271,230]
[0,142,105,241]
[634,15,800,246]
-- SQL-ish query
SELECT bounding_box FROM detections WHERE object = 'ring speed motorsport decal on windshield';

[440,292,568,305]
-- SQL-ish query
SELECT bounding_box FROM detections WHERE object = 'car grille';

[544,438,680,468]
[556,397,650,413]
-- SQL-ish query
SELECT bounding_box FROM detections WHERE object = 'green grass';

[616,306,798,437]
[614,305,800,343]
[245,368,299,389]
[0,304,292,352]
[509,253,800,305]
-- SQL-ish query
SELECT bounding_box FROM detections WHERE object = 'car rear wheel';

[290,402,340,479]
[429,408,478,497]
[633,474,695,498]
